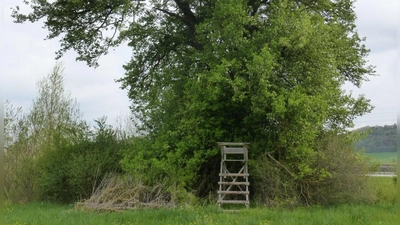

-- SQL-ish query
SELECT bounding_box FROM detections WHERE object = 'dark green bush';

[37,118,126,203]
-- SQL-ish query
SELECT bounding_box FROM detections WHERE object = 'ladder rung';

[219,173,249,177]
[224,148,246,154]
[218,142,249,146]
[218,182,250,186]
[223,159,245,162]
[218,200,249,204]
[218,191,249,195]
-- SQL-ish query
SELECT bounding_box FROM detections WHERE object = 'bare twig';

[76,175,174,211]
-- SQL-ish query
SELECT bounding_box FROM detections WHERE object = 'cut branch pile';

[75,175,175,211]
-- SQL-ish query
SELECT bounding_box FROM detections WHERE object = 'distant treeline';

[355,124,397,152]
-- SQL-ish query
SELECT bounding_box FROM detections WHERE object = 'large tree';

[13,0,374,202]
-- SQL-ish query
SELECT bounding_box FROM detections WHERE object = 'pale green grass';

[364,152,397,164]
[366,177,397,204]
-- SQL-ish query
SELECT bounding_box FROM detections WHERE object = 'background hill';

[355,124,397,152]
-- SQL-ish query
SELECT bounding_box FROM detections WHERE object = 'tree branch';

[173,0,198,26]
[154,7,183,20]
[265,151,297,178]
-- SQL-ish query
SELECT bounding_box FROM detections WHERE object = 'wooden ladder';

[217,142,250,209]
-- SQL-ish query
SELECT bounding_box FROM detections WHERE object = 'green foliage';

[4,142,38,202]
[252,155,299,207]
[355,124,397,152]
[366,177,397,204]
[37,117,125,203]
[4,63,83,203]
[252,131,373,206]
[4,101,32,202]
[13,0,375,205]
[116,0,374,197]
[307,131,373,205]
[4,64,126,204]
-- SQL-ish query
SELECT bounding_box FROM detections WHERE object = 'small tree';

[5,63,85,202]
[27,62,83,149]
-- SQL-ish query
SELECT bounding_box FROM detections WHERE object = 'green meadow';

[5,177,397,225]
[364,152,397,164]
[4,202,397,225]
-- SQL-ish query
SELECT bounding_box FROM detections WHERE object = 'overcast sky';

[3,0,397,129]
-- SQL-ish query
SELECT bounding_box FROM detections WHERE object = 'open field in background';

[5,177,397,225]
[364,152,397,164]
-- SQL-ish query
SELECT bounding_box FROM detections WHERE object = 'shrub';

[36,118,125,203]
[252,131,373,206]
[252,155,300,207]
[306,131,373,205]
[4,143,38,203]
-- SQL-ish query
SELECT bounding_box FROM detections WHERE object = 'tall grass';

[366,177,397,204]
[4,202,397,225]
[5,177,397,225]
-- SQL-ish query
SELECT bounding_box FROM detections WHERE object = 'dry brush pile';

[75,175,175,211]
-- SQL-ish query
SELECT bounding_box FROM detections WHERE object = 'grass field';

[4,202,398,225]
[5,177,397,225]
[364,152,397,164]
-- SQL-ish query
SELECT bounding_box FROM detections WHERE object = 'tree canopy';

[13,0,375,203]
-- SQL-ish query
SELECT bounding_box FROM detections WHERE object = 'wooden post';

[217,142,250,209]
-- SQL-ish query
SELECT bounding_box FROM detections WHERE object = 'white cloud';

[346,0,398,127]
[354,0,396,55]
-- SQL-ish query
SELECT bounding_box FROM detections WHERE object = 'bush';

[119,136,164,186]
[252,155,300,207]
[4,143,38,203]
[306,132,373,205]
[252,131,373,206]
[36,118,125,203]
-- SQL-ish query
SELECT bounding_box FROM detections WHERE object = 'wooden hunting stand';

[217,142,250,208]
